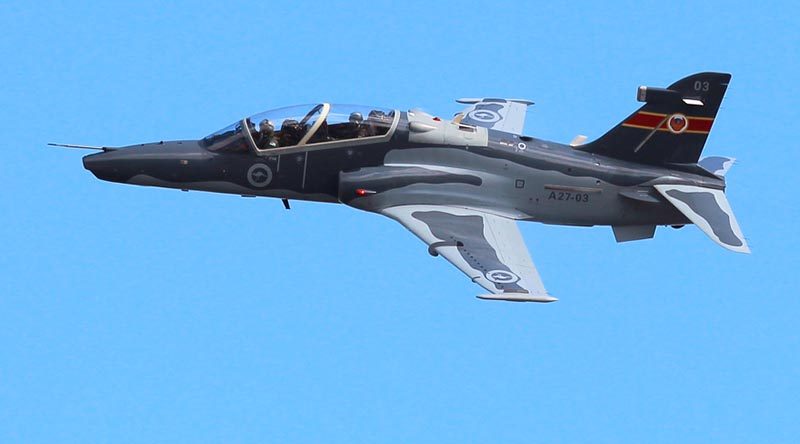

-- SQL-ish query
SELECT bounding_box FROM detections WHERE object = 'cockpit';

[200,103,398,154]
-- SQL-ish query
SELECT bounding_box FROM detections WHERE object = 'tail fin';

[654,184,749,253]
[579,72,731,165]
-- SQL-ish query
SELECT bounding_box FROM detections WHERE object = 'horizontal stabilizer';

[699,156,736,177]
[654,184,749,253]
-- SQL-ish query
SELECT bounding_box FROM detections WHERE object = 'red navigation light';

[355,188,376,197]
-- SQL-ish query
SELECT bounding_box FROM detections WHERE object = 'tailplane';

[699,156,736,177]
[654,184,749,253]
[579,72,731,165]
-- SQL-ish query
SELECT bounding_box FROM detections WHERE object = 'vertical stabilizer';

[579,72,730,165]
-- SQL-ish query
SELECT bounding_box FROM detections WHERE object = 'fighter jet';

[54,72,748,302]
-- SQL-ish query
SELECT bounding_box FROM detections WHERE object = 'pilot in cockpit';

[280,119,304,146]
[348,112,366,137]
[256,119,278,149]
[366,109,390,136]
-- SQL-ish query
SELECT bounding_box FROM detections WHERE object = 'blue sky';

[1,1,798,442]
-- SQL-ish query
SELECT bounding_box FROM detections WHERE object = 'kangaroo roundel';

[485,269,520,284]
[467,109,502,123]
[247,163,273,187]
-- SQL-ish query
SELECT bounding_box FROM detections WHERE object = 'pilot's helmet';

[259,119,274,134]
[349,112,363,124]
[368,110,386,119]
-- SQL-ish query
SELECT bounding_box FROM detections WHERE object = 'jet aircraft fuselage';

[82,118,719,226]
[73,72,747,301]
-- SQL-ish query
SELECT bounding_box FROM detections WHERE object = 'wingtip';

[477,293,558,303]
[734,244,751,254]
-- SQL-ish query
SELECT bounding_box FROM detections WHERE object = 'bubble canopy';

[200,103,398,153]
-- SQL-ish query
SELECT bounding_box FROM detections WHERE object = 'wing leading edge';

[381,205,555,302]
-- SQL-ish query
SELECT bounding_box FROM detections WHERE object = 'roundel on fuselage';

[247,163,273,188]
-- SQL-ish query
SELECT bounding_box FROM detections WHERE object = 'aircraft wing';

[456,98,534,135]
[381,205,555,302]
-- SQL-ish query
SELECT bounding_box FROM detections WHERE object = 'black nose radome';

[82,151,104,171]
[82,149,140,183]
[82,140,208,184]
[82,151,119,181]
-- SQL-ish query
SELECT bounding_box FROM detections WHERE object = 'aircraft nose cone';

[82,152,103,171]
[82,140,208,185]
[82,150,130,183]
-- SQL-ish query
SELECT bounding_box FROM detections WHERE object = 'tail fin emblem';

[667,114,688,134]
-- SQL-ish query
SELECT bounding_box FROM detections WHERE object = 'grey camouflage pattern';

[411,211,527,293]
[665,190,743,247]
[75,71,749,300]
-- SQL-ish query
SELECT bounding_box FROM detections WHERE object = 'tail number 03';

[694,81,710,92]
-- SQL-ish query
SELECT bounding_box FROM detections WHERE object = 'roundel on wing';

[467,109,501,123]
[247,163,273,188]
[484,269,520,284]
[667,114,688,134]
